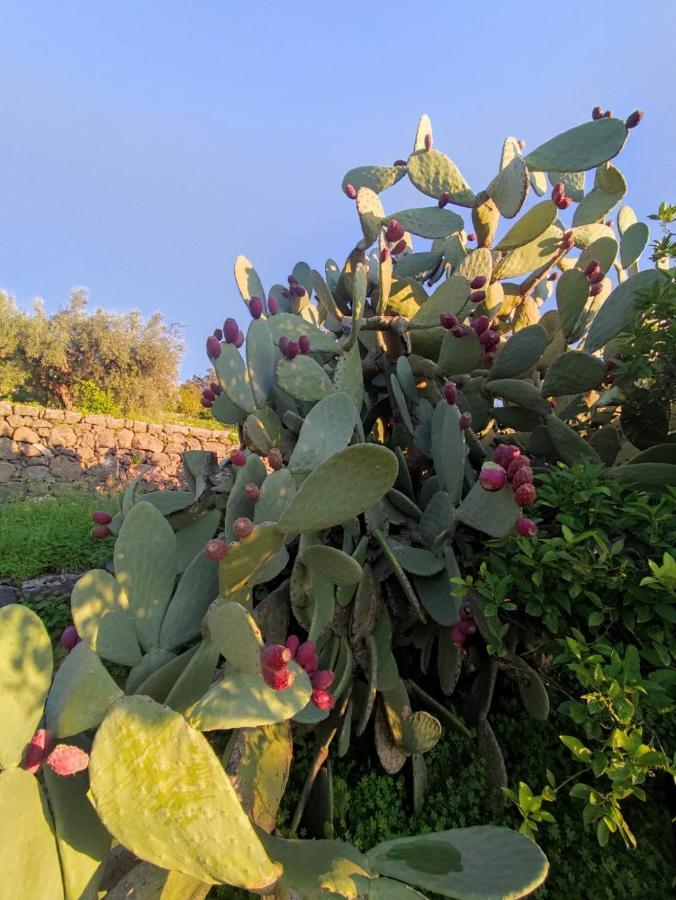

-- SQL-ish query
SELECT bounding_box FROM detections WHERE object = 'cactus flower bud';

[515,516,539,538]
[592,106,604,120]
[60,625,80,652]
[224,318,239,344]
[514,482,537,507]
[244,482,261,502]
[91,525,111,539]
[466,232,477,242]
[443,380,458,405]
[512,466,534,490]
[459,412,472,430]
[556,197,573,210]
[298,334,311,354]
[91,510,112,525]
[285,635,300,657]
[345,183,357,199]
[438,192,451,208]
[385,219,405,243]
[200,397,213,409]
[296,640,318,673]
[206,336,222,359]
[625,109,643,129]
[392,239,407,256]
[210,382,222,396]
[470,275,487,290]
[393,159,407,167]
[213,327,223,341]
[230,450,247,466]
[268,447,284,470]
[479,464,507,492]
[205,539,229,561]
[286,340,300,360]
[471,315,490,334]
[234,330,244,349]
[451,324,466,338]
[264,666,295,691]
[249,296,263,319]
[311,688,335,710]
[506,455,531,480]
[469,290,487,303]
[261,644,292,671]
[268,295,279,315]
[380,247,390,263]
[45,743,90,777]
[424,133,432,150]
[440,313,458,329]
[311,669,335,690]
[233,517,254,540]
[589,283,604,297]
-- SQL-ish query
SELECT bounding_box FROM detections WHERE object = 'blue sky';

[2,1,674,379]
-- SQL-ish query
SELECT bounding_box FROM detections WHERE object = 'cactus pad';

[541,350,605,396]
[572,163,626,227]
[219,524,285,597]
[620,221,650,268]
[357,187,385,247]
[524,117,627,172]
[585,270,664,352]
[277,355,335,402]
[406,149,474,206]
[488,156,529,219]
[289,391,355,474]
[384,207,464,239]
[301,544,363,585]
[492,225,562,280]
[488,324,548,381]
[71,569,141,666]
[46,642,123,738]
[495,200,557,251]
[342,164,406,195]
[226,722,293,833]
[206,600,263,675]
[457,482,521,539]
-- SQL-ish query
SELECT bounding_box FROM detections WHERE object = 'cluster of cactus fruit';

[3,107,672,900]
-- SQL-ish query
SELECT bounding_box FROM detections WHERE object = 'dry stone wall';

[0,402,237,497]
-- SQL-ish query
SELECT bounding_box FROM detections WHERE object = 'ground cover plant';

[1,107,674,899]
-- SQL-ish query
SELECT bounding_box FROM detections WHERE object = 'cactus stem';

[406,679,472,739]
[372,528,427,623]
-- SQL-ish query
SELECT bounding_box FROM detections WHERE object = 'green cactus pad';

[406,149,474,207]
[245,318,275,408]
[104,863,210,900]
[385,276,426,317]
[431,400,466,505]
[488,324,548,381]
[126,649,176,695]
[499,136,522,169]
[214,343,256,414]
[524,117,627,172]
[342,164,406,195]
[529,170,548,196]
[212,391,247,426]
[89,695,281,890]
[218,524,285,597]
[495,201,557,251]
[556,268,590,339]
[548,170,586,202]
[492,225,562,280]
[375,700,408,774]
[277,355,335,402]
[174,509,221,574]
[227,722,292,833]
[488,156,529,219]
[419,492,453,547]
[510,655,550,721]
[394,251,443,278]
[457,482,521,538]
[0,604,53,768]
[234,255,266,310]
[132,645,199,702]
[400,711,442,755]
[620,221,650,268]
[278,444,398,534]
[43,760,111,900]
[585,270,664,352]
[413,113,433,151]
[368,825,548,899]
[546,416,601,465]
[351,563,380,641]
[301,545,363,586]
[189,661,311,730]
[437,329,482,378]
[541,350,605,396]
[164,638,220,715]
[365,877,428,898]
[46,642,123,738]
[390,374,414,435]
[486,379,551,416]
[478,717,507,789]
[254,469,296,524]
[243,408,282,455]
[334,343,364,412]
[0,769,63,897]
[114,500,177,651]
[394,356,417,403]
[414,564,462,628]
[572,163,626,227]
[357,187,385,248]
[224,453,266,540]
[455,247,493,284]
[411,275,469,331]
[571,222,615,250]
[71,569,141,666]
[267,312,338,354]
[140,489,196,516]
[389,541,445,577]
[289,392,355,474]
[617,204,638,235]
[206,600,263,675]
[438,633,462,695]
[384,207,464,239]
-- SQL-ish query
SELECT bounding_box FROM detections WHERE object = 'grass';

[0,488,116,582]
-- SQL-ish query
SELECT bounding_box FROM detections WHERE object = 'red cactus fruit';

[592,106,604,120]
[233,517,254,540]
[22,729,54,775]
[206,336,221,359]
[469,290,487,303]
[311,688,335,710]
[498,446,521,469]
[46,744,89,777]
[506,455,531,481]
[268,447,284,470]
[286,340,300,360]
[385,219,405,243]
[466,232,477,242]
[288,275,298,286]
[244,482,261,502]
[234,330,244,349]
[91,525,111,539]
[584,259,601,278]
[443,380,458,405]
[296,640,318,673]
[551,182,566,201]
[556,197,573,210]
[393,159,407,167]
[345,183,357,199]
[202,389,216,403]
[224,318,239,344]
[60,625,80,652]
[512,466,534,490]
[268,295,279,315]
[261,644,292,672]
[291,284,305,298]
[479,464,507,492]
[380,247,390,263]
[200,397,213,409]
[515,516,539,538]
[205,539,229,561]
[589,270,604,285]
[311,669,335,690]
[589,283,604,297]
[451,325,466,338]
[559,236,574,251]
[478,329,499,347]
[213,327,223,341]
[210,383,222,396]
[249,296,263,319]
[440,313,458,330]
[602,110,613,118]
[514,483,537,507]
[548,271,559,282]
[470,275,487,290]
[285,635,300,657]
[459,412,472,430]
[451,623,467,648]
[298,335,311,355]
[91,510,112,525]
[392,239,407,256]
[625,109,643,129]
[230,450,247,466]
[263,666,295,691]
[471,315,490,335]
[438,192,450,208]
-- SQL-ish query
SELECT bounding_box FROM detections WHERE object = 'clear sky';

[2,1,674,379]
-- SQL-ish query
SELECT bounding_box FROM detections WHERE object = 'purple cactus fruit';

[589,283,604,297]
[380,247,390,263]
[279,336,290,356]
[625,109,643,129]
[470,275,487,290]
[230,450,247,466]
[288,275,298,286]
[91,510,112,525]
[506,454,531,480]
[285,634,300,657]
[261,644,293,672]
[556,197,573,210]
[481,352,496,367]
[45,743,90,777]
[559,236,574,251]
[60,625,80,652]
[548,271,559,281]
[602,110,613,118]
[213,328,223,341]
[515,516,539,538]
[268,447,284,470]
[469,290,487,303]
[471,315,490,335]
[249,296,263,319]
[210,382,222,396]
[392,239,407,256]
[281,288,291,299]
[466,232,477,242]
[223,318,239,344]
[244,482,261,502]
[233,517,254,540]
[286,340,300,360]
[514,482,537,507]
[264,666,295,691]
[459,412,472,430]
[498,446,521,470]
[424,133,432,150]
[202,388,216,402]
[296,640,318,673]
[22,728,54,775]
[91,525,111,539]
[592,106,604,120]
[451,324,466,338]
[512,466,535,490]
[291,284,305,298]
[345,183,357,199]
[393,159,407,167]
[479,464,507,492]
[311,688,335,710]
[311,669,335,690]
[451,623,467,648]
[200,397,213,409]
[234,330,244,349]
[385,219,405,243]
[443,380,458,405]
[206,336,222,359]
[268,294,280,315]
[478,328,499,347]
[438,192,451,208]
[584,259,600,278]
[440,313,458,330]
[298,334,311,355]
[205,539,229,561]
[589,270,604,285]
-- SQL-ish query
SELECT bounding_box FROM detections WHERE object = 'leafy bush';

[72,379,122,416]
